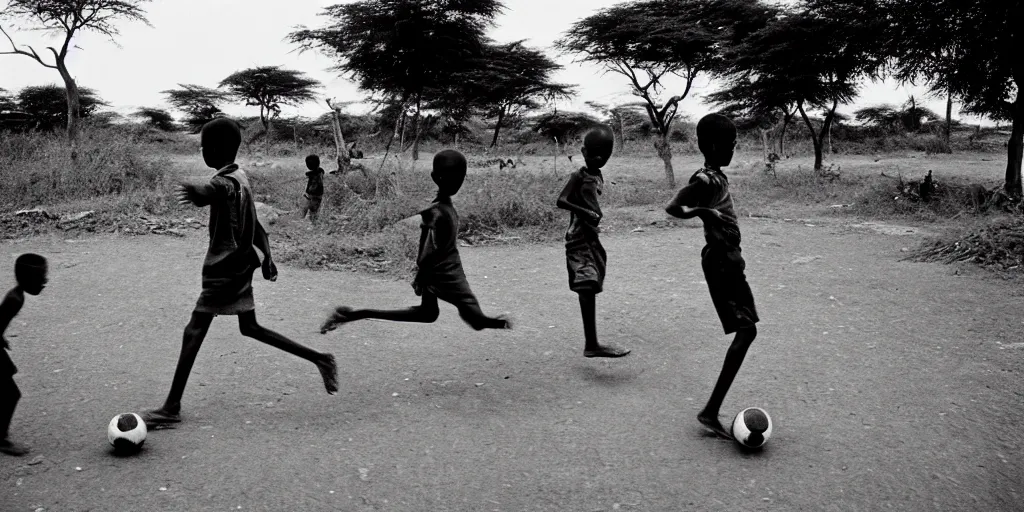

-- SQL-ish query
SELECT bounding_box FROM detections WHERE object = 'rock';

[59,211,94,223]
[791,255,823,264]
[27,455,43,465]
[14,208,56,220]
[254,202,279,226]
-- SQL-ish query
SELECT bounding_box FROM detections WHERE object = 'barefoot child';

[142,118,338,429]
[556,126,630,358]
[321,149,511,333]
[301,154,325,225]
[1,254,47,456]
[665,113,759,438]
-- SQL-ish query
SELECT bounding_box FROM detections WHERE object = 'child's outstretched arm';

[556,174,600,223]
[174,182,220,207]
[665,175,723,223]
[254,219,277,281]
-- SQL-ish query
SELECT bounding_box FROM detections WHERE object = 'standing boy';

[556,126,630,358]
[665,113,759,438]
[0,253,48,456]
[301,154,326,226]
[320,149,511,334]
[142,118,338,429]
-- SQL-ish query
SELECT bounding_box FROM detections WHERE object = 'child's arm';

[175,181,221,207]
[664,175,723,224]
[412,210,439,294]
[666,204,724,223]
[253,219,278,282]
[556,173,600,223]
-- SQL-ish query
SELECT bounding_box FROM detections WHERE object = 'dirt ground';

[1,203,1022,511]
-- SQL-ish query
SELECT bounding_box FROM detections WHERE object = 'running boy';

[665,113,759,438]
[1,253,47,456]
[556,126,630,358]
[301,154,325,225]
[320,149,511,333]
[142,118,338,429]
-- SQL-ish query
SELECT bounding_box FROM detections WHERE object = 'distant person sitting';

[665,113,760,439]
[141,118,338,430]
[301,154,326,226]
[321,149,512,334]
[1,253,48,456]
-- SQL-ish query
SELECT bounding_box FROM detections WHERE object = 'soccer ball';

[107,413,147,453]
[731,407,773,449]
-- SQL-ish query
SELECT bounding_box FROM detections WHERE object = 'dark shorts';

[305,194,323,213]
[566,237,607,294]
[702,245,759,334]
[195,267,256,315]
[417,265,479,308]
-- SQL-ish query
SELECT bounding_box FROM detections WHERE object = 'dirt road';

[1,214,1022,511]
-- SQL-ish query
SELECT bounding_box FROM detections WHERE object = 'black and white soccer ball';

[107,413,147,453]
[732,407,773,449]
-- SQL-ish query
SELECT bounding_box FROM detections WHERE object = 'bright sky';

[0,0,984,125]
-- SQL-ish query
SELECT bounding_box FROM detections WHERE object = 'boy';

[556,126,630,358]
[320,149,511,334]
[665,113,759,439]
[142,118,338,429]
[0,253,47,456]
[301,154,325,225]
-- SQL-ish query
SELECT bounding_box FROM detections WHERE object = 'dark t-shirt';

[668,166,741,248]
[560,167,603,243]
[414,195,475,304]
[0,288,24,375]
[305,168,325,197]
[203,165,261,282]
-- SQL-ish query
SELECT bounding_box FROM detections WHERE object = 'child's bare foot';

[0,438,30,456]
[698,411,733,439]
[498,314,513,330]
[140,409,181,430]
[584,344,631,358]
[320,306,354,334]
[317,354,339,395]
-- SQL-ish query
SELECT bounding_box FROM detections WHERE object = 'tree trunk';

[654,133,675,188]
[779,110,793,157]
[760,128,770,161]
[411,98,422,161]
[797,101,826,171]
[490,109,505,148]
[56,63,81,149]
[1004,93,1023,198]
[266,115,273,156]
[942,90,950,148]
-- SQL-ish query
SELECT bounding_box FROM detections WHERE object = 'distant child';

[301,154,326,225]
[1,253,47,456]
[556,126,630,358]
[665,113,759,439]
[142,118,338,429]
[320,149,511,334]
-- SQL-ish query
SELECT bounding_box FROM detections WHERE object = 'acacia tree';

[713,2,883,171]
[289,0,503,162]
[882,0,1023,197]
[0,0,150,143]
[0,88,15,113]
[162,84,228,133]
[470,40,575,148]
[558,0,770,187]
[219,66,320,150]
[17,84,106,131]
[133,107,177,131]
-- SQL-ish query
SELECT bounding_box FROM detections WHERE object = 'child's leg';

[143,311,215,426]
[455,301,511,331]
[237,310,338,394]
[698,325,758,438]
[578,293,630,358]
[321,292,440,333]
[0,377,21,440]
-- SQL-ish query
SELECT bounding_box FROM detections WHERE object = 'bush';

[0,129,170,210]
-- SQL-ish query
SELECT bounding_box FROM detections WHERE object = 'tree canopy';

[133,107,177,131]
[162,84,228,133]
[16,84,106,131]
[219,66,320,129]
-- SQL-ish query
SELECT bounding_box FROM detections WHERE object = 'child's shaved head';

[305,154,320,170]
[432,149,467,196]
[581,125,614,170]
[696,113,737,167]
[200,118,242,168]
[14,253,47,295]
